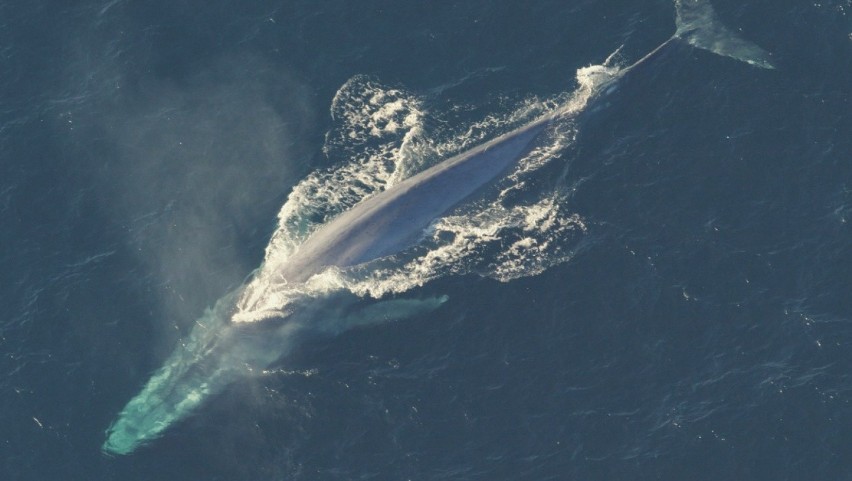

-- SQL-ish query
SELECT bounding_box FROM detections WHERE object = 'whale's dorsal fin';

[675,0,775,69]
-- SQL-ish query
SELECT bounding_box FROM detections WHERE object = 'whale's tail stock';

[674,0,775,69]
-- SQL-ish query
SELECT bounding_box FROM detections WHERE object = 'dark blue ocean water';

[1,0,850,479]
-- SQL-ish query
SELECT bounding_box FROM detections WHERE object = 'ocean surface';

[1,0,850,479]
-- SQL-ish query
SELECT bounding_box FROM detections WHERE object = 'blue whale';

[103,0,774,455]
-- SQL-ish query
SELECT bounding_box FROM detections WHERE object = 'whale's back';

[280,118,550,282]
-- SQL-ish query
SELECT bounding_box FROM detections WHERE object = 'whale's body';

[103,0,775,455]
[280,116,551,283]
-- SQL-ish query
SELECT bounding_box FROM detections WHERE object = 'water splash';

[234,65,611,320]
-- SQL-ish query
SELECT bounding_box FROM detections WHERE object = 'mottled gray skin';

[280,115,553,282]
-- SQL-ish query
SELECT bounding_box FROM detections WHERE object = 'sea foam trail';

[233,70,601,321]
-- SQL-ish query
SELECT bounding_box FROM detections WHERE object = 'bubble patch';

[236,62,620,320]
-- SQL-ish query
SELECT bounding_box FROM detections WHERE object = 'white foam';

[236,62,617,320]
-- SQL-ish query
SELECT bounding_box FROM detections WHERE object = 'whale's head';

[102,291,303,455]
[103,301,235,455]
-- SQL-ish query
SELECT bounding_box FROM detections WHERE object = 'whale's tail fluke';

[674,0,775,69]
